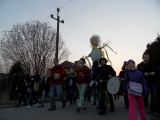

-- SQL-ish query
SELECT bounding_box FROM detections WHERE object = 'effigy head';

[90,34,101,47]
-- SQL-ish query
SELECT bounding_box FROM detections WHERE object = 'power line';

[52,0,74,16]
[42,16,50,22]
[64,0,104,20]
[42,0,73,22]
[42,0,103,23]
[59,0,74,9]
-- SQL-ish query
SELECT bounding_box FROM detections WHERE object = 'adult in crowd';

[137,52,158,114]
[76,58,91,112]
[28,68,40,107]
[96,58,116,115]
[15,70,31,107]
[48,59,66,111]
[119,61,129,109]
[65,69,77,105]
[38,68,51,107]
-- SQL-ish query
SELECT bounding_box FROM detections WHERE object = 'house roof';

[60,60,78,71]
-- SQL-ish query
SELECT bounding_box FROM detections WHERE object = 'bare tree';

[0,20,70,73]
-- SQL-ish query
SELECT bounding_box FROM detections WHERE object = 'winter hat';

[127,59,135,64]
[99,58,108,65]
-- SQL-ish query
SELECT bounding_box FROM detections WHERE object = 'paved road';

[0,96,159,120]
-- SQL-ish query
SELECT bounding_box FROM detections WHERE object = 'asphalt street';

[0,96,159,120]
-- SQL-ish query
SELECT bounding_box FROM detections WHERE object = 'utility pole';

[51,8,64,61]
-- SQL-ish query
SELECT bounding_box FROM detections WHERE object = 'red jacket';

[50,65,66,85]
[76,65,91,84]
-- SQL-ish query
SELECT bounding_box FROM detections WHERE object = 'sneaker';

[110,108,115,112]
[33,103,39,107]
[38,104,44,107]
[27,105,31,108]
[99,110,106,115]
[82,107,86,110]
[15,104,19,108]
[48,107,56,111]
[76,107,81,112]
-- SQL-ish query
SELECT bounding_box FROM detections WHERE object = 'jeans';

[67,86,76,104]
[91,84,97,103]
[39,90,48,106]
[50,84,65,108]
[29,89,38,106]
[17,87,27,106]
[76,83,87,108]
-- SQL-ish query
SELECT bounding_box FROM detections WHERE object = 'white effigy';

[89,47,102,62]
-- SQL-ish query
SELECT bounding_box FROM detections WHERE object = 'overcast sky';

[0,0,160,74]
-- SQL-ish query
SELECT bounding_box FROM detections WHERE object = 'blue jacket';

[123,69,148,96]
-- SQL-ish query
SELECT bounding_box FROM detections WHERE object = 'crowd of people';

[13,35,159,120]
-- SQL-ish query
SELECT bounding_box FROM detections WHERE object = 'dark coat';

[96,64,116,84]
